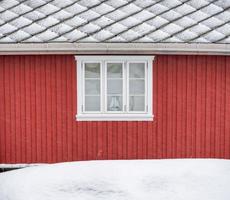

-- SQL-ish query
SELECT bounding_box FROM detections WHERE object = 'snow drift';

[0,159,230,200]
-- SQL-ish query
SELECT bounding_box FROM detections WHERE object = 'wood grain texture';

[0,55,230,163]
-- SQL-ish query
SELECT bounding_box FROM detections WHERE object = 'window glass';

[129,96,145,111]
[107,63,123,111]
[129,63,145,78]
[85,96,100,111]
[107,63,123,78]
[84,63,101,111]
[107,96,122,111]
[129,63,145,112]
[85,80,100,95]
[85,63,100,78]
[129,80,145,95]
[107,80,122,94]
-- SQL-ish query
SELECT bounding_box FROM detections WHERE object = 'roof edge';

[0,43,230,55]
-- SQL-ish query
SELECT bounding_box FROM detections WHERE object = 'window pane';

[85,96,100,111]
[107,63,123,78]
[107,96,122,111]
[129,80,145,95]
[129,96,145,111]
[107,80,122,95]
[129,63,145,78]
[85,80,100,95]
[85,63,100,78]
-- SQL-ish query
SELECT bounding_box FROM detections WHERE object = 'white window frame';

[75,56,154,121]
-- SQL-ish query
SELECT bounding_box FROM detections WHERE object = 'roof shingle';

[0,0,229,43]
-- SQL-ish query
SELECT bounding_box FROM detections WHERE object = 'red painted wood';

[0,55,230,164]
[225,56,230,158]
[0,57,5,162]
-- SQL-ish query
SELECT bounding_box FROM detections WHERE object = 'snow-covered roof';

[0,0,230,44]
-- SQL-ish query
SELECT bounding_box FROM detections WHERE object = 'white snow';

[0,159,230,200]
[0,0,229,43]
[0,163,45,169]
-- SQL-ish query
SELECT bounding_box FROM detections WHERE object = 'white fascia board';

[0,43,230,55]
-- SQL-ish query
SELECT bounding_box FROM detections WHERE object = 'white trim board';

[0,43,230,55]
[75,56,154,121]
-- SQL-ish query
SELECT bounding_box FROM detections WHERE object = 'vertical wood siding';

[0,55,230,163]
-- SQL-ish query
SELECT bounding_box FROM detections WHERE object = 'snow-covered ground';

[0,159,229,200]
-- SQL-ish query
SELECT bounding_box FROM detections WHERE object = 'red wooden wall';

[0,55,230,163]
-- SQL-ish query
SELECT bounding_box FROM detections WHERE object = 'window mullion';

[82,62,85,113]
[145,62,148,113]
[126,62,129,113]
[123,62,126,112]
[102,61,105,113]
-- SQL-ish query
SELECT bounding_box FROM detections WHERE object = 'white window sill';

[76,114,154,121]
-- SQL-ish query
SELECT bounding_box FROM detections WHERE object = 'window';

[75,56,154,121]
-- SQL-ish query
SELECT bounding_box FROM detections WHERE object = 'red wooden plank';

[40,56,47,163]
[117,121,123,159]
[61,56,68,161]
[103,122,108,159]
[195,56,204,157]
[152,58,157,158]
[28,56,36,163]
[206,56,216,158]
[225,56,230,158]
[147,121,153,158]
[191,56,198,158]
[112,122,118,159]
[87,121,93,160]
[165,56,173,158]
[156,56,163,158]
[66,56,73,161]
[186,56,193,157]
[161,56,168,158]
[218,56,226,158]
[122,122,127,159]
[9,57,16,163]
[82,122,88,160]
[4,57,12,163]
[132,121,138,159]
[24,56,32,163]
[14,56,22,163]
[171,56,178,158]
[50,55,57,162]
[71,57,77,161]
[107,121,113,159]
[4,57,11,163]
[176,55,184,158]
[0,56,6,163]
[96,121,103,160]
[181,56,188,158]
[200,56,207,157]
[45,55,53,163]
[56,56,63,162]
[211,56,218,158]
[127,121,133,158]
[92,121,98,160]
[19,57,26,163]
[77,121,83,161]
[142,121,148,159]
[36,55,43,162]
[215,57,223,158]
